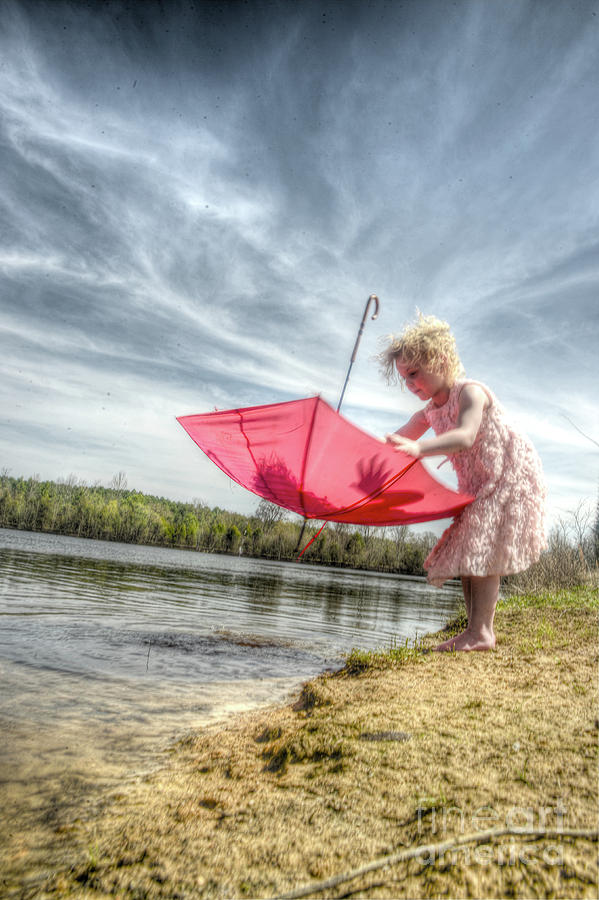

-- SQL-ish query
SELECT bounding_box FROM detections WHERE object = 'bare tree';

[561,414,599,449]
[567,500,594,571]
[389,524,408,551]
[357,524,374,546]
[110,471,128,494]
[255,499,286,531]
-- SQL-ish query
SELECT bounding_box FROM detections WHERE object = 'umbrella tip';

[368,294,380,320]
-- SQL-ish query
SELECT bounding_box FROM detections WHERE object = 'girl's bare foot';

[434,628,496,652]
[437,576,499,652]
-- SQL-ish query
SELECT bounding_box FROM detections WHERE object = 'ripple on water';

[0,526,460,880]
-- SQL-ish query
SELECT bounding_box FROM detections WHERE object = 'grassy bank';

[8,587,599,899]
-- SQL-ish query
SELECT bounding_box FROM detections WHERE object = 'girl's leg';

[462,576,472,622]
[435,575,498,652]
[467,575,499,647]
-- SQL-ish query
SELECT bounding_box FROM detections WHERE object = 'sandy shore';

[3,587,598,899]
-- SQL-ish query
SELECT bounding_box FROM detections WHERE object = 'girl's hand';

[385,433,421,457]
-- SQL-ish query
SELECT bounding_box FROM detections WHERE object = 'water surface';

[0,528,459,880]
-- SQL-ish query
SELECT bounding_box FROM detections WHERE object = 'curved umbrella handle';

[366,293,380,321]
[337,294,380,412]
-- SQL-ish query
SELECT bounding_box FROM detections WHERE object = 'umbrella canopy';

[177,396,473,525]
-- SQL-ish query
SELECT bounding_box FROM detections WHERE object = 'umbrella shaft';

[294,518,309,555]
[337,295,378,413]
[336,362,354,413]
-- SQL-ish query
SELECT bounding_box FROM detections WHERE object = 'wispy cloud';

[0,0,597,525]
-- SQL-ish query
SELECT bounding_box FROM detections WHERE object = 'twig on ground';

[277,827,598,900]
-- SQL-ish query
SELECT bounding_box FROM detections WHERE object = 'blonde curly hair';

[377,312,464,386]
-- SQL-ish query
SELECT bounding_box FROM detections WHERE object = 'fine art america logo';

[416,798,568,866]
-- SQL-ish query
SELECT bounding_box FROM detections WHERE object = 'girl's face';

[395,357,450,405]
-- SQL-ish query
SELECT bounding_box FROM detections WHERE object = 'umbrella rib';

[236,409,288,509]
[297,396,320,517]
[296,459,419,558]
[306,457,420,521]
[236,402,418,522]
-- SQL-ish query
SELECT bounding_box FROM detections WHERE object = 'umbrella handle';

[350,294,380,363]
[337,294,380,412]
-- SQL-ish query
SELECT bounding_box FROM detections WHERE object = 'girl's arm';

[386,384,487,458]
[392,408,429,440]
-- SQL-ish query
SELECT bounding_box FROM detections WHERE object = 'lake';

[0,527,460,880]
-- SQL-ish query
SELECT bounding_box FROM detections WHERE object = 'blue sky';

[0,0,597,533]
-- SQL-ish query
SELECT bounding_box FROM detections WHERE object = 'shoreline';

[3,586,597,899]
[0,522,439,577]
[0,522,442,577]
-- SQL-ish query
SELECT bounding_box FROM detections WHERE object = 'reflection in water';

[0,527,460,883]
[0,528,461,689]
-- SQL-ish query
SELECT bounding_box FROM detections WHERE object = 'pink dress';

[423,380,547,587]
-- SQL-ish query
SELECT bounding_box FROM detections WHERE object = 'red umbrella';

[177,395,472,527]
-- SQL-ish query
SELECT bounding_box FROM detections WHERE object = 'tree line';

[3,471,596,585]
[0,472,438,574]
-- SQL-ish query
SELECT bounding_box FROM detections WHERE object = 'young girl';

[380,313,546,652]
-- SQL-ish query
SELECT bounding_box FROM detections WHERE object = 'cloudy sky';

[1,0,597,532]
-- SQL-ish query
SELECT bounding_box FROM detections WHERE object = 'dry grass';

[504,507,598,596]
[6,589,599,900]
